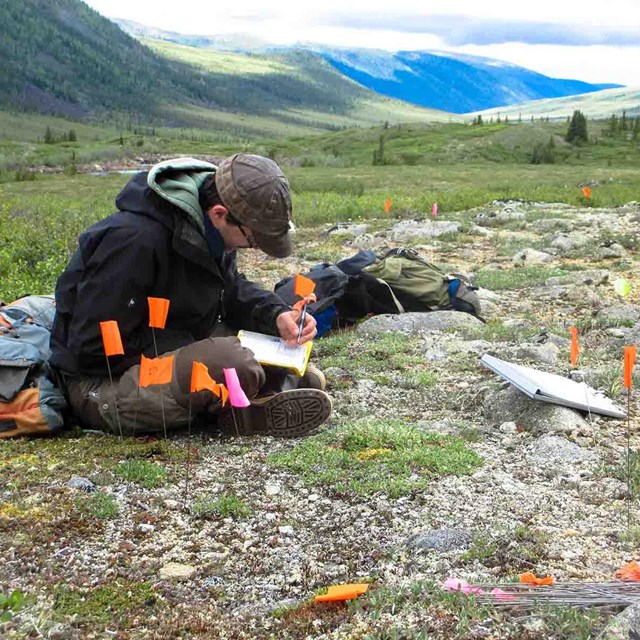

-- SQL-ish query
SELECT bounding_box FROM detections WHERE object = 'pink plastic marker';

[222,368,251,408]
[432,202,438,217]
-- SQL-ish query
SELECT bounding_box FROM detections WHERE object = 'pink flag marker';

[432,202,438,217]
[223,368,251,408]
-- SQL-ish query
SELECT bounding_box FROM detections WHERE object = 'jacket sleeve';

[220,252,291,335]
[67,226,193,375]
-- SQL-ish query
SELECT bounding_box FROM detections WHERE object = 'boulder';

[357,311,483,336]
[484,386,589,435]
[512,248,554,267]
[597,603,640,639]
[390,220,461,241]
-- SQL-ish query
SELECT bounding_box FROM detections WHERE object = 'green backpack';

[362,248,484,319]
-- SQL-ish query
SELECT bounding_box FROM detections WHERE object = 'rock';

[265,482,281,496]
[476,209,526,227]
[357,311,484,335]
[328,224,368,238]
[390,220,461,241]
[549,232,590,253]
[164,499,180,510]
[406,528,472,552]
[532,218,574,233]
[545,269,609,287]
[278,525,294,535]
[350,233,383,250]
[499,421,518,434]
[468,224,494,237]
[597,602,640,639]
[484,387,589,435]
[48,623,80,640]
[502,342,560,365]
[599,243,627,258]
[527,435,597,477]
[512,248,554,267]
[597,304,640,325]
[65,477,96,493]
[159,562,197,581]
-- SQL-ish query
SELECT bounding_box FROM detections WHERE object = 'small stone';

[159,562,197,581]
[137,523,155,533]
[278,525,294,535]
[164,499,179,510]
[265,482,281,496]
[499,421,518,434]
[406,528,472,552]
[65,477,96,493]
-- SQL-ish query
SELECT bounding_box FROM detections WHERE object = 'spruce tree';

[566,110,588,143]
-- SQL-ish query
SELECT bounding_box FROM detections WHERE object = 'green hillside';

[0,0,447,136]
[472,87,640,121]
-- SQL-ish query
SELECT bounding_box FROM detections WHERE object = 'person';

[49,154,332,437]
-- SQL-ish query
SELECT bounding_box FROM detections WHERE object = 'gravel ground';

[1,201,640,639]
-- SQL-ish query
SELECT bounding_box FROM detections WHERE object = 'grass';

[113,459,169,488]
[475,267,572,291]
[53,580,157,626]
[191,494,251,519]
[268,419,482,498]
[459,526,550,576]
[0,590,26,623]
[74,492,119,519]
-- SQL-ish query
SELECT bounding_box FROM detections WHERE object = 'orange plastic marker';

[148,297,170,329]
[139,354,174,387]
[99,320,124,357]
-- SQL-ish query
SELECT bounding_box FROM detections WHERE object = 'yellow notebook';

[237,330,313,376]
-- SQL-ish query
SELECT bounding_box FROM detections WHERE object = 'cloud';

[324,14,640,47]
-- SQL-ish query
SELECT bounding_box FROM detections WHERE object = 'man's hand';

[276,309,316,345]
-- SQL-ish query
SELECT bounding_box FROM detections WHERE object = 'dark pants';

[64,334,284,435]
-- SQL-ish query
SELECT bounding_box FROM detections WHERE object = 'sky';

[84,0,640,87]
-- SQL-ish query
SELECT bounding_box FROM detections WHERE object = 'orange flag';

[582,187,592,198]
[314,583,369,602]
[615,560,640,582]
[624,345,637,389]
[519,571,555,586]
[384,198,392,214]
[190,361,219,394]
[190,362,228,405]
[139,354,174,387]
[569,326,579,367]
[99,320,124,357]
[148,297,170,329]
[293,274,315,298]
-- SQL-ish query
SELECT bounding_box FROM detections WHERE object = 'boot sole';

[220,389,332,438]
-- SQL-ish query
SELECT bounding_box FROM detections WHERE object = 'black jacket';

[50,171,290,376]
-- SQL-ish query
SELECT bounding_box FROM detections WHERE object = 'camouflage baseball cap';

[215,153,293,258]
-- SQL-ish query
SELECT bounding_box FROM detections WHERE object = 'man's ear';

[207,204,228,226]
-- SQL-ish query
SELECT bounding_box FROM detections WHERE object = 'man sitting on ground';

[50,154,332,437]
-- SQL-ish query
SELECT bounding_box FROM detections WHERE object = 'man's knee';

[174,337,265,400]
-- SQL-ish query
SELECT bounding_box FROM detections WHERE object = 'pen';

[297,303,307,343]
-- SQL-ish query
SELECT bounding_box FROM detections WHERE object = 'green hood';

[146,158,218,233]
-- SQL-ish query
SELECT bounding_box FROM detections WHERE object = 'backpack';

[274,248,484,334]
[0,295,67,438]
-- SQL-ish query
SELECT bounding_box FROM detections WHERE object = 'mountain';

[315,48,622,114]
[0,0,446,134]
[112,21,622,114]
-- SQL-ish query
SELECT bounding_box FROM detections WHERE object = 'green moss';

[269,419,482,498]
[54,580,157,625]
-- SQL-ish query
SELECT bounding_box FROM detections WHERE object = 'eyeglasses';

[226,212,255,249]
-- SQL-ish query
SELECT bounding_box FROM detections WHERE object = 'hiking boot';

[217,388,332,438]
[297,364,326,391]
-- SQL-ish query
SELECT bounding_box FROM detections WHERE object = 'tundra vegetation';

[1,110,639,638]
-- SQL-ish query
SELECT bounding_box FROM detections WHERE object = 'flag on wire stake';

[147,297,171,439]
[582,186,592,199]
[624,345,637,530]
[99,320,125,439]
[431,202,438,218]
[569,326,579,367]
[223,367,250,438]
[384,198,392,214]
